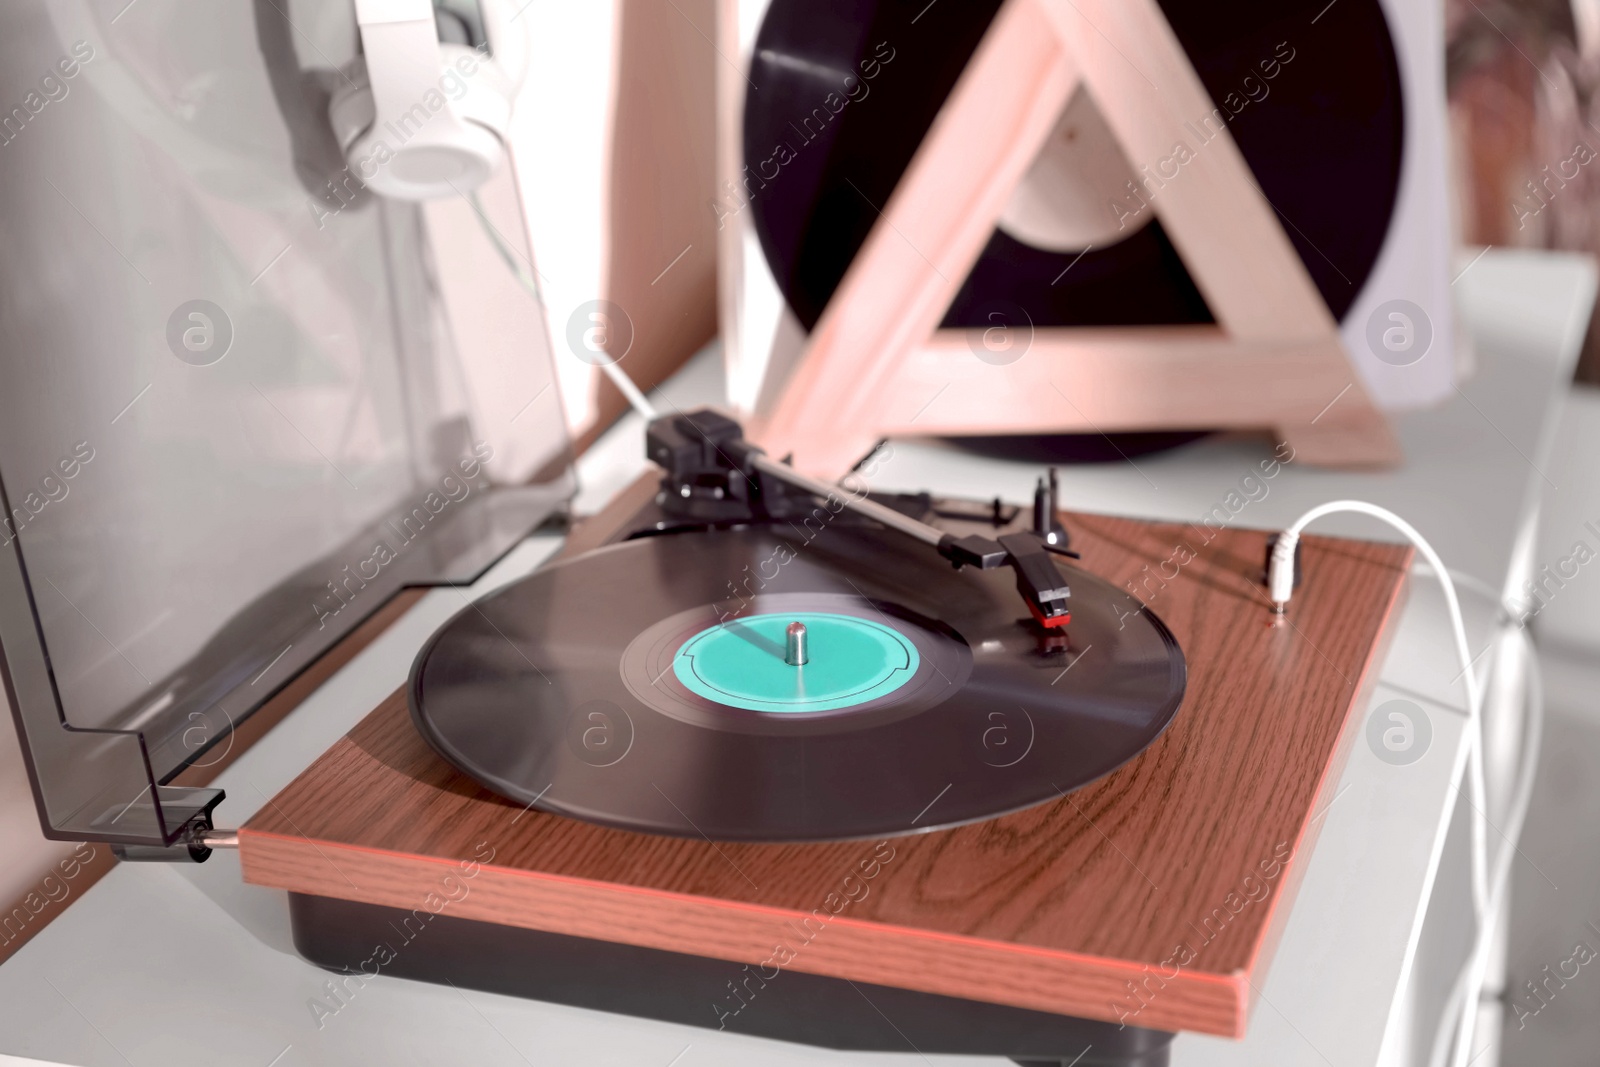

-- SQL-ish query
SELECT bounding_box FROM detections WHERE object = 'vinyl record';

[409,525,1185,842]
[743,0,1404,330]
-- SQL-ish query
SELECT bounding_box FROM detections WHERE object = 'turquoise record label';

[672,611,919,713]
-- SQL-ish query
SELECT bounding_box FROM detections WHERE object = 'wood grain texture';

[241,515,1411,1037]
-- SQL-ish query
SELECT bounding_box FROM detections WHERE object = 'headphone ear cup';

[436,42,512,148]
[328,23,516,199]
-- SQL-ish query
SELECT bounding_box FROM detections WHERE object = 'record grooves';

[743,0,1403,331]
[409,524,1185,843]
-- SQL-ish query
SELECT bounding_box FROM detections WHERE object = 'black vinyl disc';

[743,0,1404,330]
[410,526,1185,842]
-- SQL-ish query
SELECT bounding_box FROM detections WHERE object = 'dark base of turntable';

[290,891,1173,1066]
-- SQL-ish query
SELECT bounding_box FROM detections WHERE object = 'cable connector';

[1267,529,1300,612]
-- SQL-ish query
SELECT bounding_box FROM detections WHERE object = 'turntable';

[238,410,1410,1065]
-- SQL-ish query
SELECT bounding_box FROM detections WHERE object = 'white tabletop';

[0,249,1590,1067]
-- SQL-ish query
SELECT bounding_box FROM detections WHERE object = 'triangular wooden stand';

[752,0,1401,475]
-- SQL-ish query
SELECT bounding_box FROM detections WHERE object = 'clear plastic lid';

[0,1,572,846]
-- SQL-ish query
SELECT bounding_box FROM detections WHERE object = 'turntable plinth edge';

[239,511,1411,1038]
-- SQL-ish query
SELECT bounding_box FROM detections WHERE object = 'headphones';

[329,0,527,200]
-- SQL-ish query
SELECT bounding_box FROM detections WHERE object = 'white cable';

[469,189,545,302]
[595,358,660,422]
[1426,589,1544,1067]
[1434,627,1543,1067]
[1268,501,1539,1067]
[1270,501,1488,908]
[468,190,659,423]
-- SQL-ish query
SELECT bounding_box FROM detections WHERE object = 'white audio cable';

[1423,571,1543,1067]
[1269,501,1542,1067]
[469,190,659,423]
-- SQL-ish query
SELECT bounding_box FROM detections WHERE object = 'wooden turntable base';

[240,509,1409,1038]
